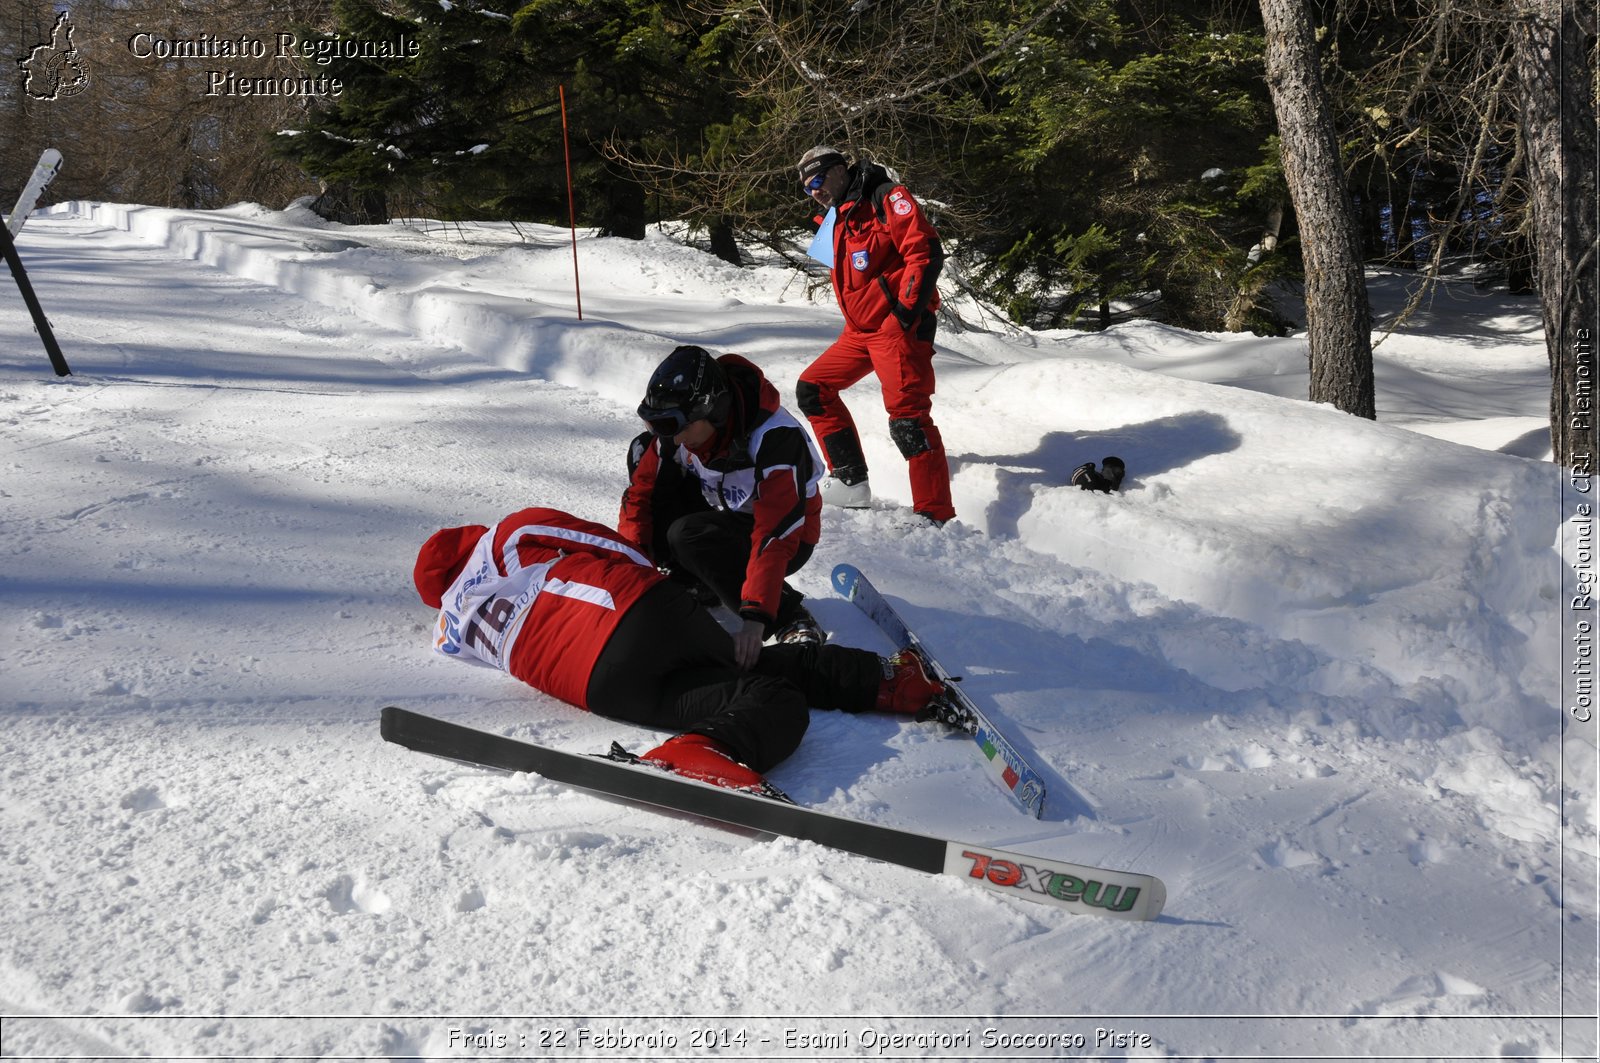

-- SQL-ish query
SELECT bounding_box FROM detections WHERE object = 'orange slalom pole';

[559,84,583,320]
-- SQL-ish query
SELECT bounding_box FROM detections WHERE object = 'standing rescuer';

[795,145,956,526]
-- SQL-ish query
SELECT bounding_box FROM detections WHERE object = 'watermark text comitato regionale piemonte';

[126,31,418,97]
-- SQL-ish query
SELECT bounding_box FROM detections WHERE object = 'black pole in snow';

[0,219,71,376]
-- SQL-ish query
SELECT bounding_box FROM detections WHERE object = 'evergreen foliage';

[278,0,741,234]
[263,0,1557,339]
[277,0,545,222]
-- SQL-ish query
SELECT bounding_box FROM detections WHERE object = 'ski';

[380,706,1165,921]
[8,149,62,237]
[832,563,1048,819]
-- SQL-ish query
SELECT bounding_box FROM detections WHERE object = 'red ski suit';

[798,162,955,522]
[412,506,889,773]
[414,508,661,710]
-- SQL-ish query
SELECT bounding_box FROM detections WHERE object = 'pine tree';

[964,4,1281,331]
[507,0,741,238]
[280,0,553,223]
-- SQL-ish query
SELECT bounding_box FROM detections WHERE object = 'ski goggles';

[638,402,695,438]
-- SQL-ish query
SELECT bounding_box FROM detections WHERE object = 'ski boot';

[820,469,872,509]
[640,734,774,793]
[877,651,945,716]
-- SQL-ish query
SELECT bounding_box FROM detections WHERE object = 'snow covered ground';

[0,200,1591,1061]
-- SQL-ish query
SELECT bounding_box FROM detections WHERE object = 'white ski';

[833,563,1048,817]
[8,149,63,236]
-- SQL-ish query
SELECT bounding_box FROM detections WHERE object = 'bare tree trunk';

[1259,0,1376,419]
[1512,0,1598,469]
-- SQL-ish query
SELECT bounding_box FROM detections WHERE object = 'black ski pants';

[665,509,812,632]
[585,580,881,773]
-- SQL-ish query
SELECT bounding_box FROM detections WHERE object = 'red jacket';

[827,162,944,334]
[413,508,663,709]
[618,354,822,625]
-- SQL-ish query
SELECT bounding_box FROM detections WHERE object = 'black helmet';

[638,345,730,436]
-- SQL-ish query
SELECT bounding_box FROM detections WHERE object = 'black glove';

[1071,462,1113,493]
[890,300,917,331]
[1072,457,1126,493]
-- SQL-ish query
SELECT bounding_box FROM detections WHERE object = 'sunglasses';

[803,172,828,194]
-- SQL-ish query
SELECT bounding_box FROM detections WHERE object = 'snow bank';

[2,202,1587,1061]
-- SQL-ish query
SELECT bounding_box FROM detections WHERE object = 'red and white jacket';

[826,162,944,334]
[413,508,663,709]
[618,354,822,625]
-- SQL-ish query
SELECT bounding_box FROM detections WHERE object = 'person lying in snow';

[412,506,942,790]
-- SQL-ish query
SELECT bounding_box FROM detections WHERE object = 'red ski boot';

[877,652,944,716]
[641,734,767,791]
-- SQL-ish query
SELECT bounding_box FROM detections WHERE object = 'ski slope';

[0,200,1590,1061]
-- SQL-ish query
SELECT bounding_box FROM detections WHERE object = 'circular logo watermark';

[19,11,91,101]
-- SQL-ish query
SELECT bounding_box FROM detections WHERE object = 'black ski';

[380,706,1165,920]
